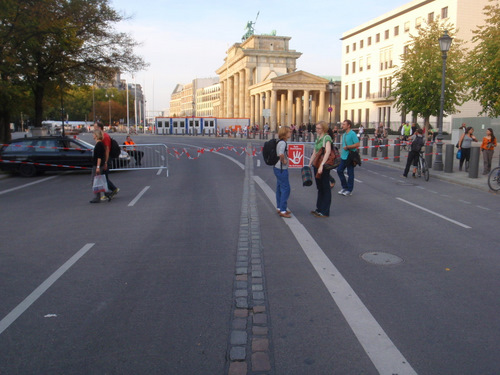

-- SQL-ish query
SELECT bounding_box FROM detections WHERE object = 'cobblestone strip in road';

[226,144,275,375]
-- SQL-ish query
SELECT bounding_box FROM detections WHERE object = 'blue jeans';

[313,167,331,216]
[274,167,290,212]
[337,158,355,192]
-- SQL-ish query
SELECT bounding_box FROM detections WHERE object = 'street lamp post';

[105,92,114,128]
[328,79,334,128]
[433,30,453,171]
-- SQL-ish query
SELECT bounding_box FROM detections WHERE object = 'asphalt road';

[1,134,498,374]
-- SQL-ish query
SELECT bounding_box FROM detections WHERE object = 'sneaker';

[100,194,109,201]
[279,212,292,218]
[277,209,291,214]
[110,188,120,198]
[342,190,352,196]
[310,210,319,215]
[338,189,346,195]
[313,211,328,218]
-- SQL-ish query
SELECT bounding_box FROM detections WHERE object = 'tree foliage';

[0,0,147,143]
[391,20,468,131]
[467,0,500,118]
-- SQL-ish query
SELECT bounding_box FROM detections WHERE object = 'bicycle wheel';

[488,166,500,191]
[422,158,430,181]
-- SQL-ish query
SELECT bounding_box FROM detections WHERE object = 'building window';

[394,26,399,36]
[360,40,364,48]
[366,80,370,98]
[366,55,371,70]
[404,45,410,56]
[352,84,355,99]
[352,61,356,74]
[345,85,349,100]
[344,110,348,120]
[359,82,363,98]
[416,17,422,28]
[368,36,372,46]
[365,108,370,126]
[358,109,362,124]
[353,42,356,51]
[346,45,350,54]
[345,63,349,75]
[359,58,363,72]
[441,6,448,19]
[385,30,389,40]
[351,110,355,122]
[376,33,380,43]
[404,21,410,32]
[428,12,434,23]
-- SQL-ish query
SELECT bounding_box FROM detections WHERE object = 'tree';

[467,0,500,117]
[0,0,147,143]
[391,20,468,133]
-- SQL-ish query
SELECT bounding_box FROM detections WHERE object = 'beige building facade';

[216,35,340,130]
[341,0,491,132]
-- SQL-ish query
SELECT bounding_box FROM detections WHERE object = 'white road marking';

[128,186,150,207]
[256,159,261,167]
[459,199,471,205]
[254,175,417,375]
[476,205,490,211]
[0,243,95,335]
[0,176,58,195]
[396,197,471,229]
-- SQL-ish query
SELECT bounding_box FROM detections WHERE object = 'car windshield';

[72,138,94,150]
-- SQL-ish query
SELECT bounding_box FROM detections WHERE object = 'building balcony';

[366,92,395,103]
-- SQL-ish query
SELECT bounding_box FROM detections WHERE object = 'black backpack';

[110,138,121,158]
[411,136,424,152]
[263,139,285,166]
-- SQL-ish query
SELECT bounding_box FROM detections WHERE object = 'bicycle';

[416,151,429,181]
[487,166,500,191]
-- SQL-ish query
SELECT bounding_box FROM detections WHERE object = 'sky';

[111,0,409,116]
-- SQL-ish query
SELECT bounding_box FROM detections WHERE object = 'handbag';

[347,150,362,167]
[92,174,108,194]
[313,136,339,170]
[456,149,462,159]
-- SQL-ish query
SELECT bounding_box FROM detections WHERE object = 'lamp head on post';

[439,30,453,54]
[328,79,334,93]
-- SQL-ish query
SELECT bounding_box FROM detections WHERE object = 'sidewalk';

[361,136,499,194]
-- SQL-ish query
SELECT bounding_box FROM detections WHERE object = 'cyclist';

[375,123,386,151]
[401,122,412,148]
[403,128,425,178]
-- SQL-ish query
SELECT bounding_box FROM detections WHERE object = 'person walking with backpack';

[309,121,333,218]
[93,123,119,199]
[403,128,425,178]
[337,119,360,196]
[274,126,293,218]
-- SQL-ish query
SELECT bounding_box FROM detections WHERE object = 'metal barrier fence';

[112,144,169,175]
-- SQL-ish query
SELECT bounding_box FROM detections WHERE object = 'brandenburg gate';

[216,35,339,130]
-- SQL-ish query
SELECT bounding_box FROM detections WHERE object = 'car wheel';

[18,164,37,177]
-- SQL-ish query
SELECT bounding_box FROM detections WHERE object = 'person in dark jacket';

[90,129,106,203]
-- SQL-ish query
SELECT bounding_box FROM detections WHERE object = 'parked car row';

[0,136,130,177]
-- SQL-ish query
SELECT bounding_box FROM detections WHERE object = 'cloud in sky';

[112,0,408,114]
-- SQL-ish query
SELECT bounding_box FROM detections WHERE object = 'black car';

[0,136,129,177]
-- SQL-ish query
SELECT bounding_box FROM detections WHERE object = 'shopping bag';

[301,166,313,186]
[456,149,462,160]
[92,174,108,194]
